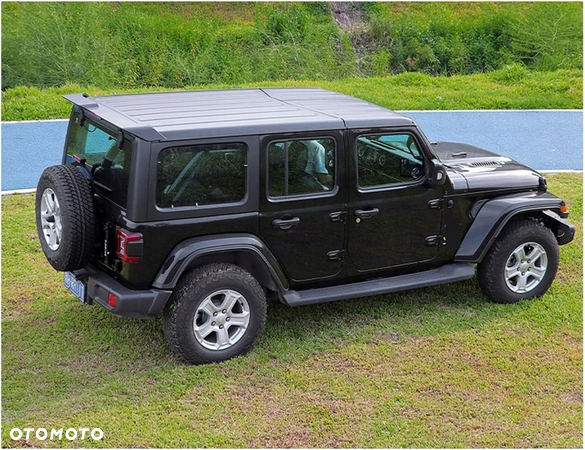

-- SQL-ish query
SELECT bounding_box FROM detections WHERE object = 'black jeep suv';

[36,88,575,364]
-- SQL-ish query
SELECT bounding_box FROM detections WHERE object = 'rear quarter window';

[156,143,247,209]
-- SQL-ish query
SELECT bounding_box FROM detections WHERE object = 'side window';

[357,133,424,189]
[156,143,247,208]
[268,138,335,197]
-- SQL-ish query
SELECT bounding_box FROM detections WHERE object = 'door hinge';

[428,199,444,209]
[327,250,345,262]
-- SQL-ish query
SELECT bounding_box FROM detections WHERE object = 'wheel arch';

[454,191,571,263]
[152,233,289,293]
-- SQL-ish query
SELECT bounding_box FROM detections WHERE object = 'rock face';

[331,2,363,31]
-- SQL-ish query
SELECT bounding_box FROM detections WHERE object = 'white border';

[540,170,583,173]
[2,188,36,195]
[397,109,582,113]
[2,119,68,124]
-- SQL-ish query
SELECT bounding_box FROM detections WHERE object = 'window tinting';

[157,143,247,208]
[357,134,424,188]
[268,138,335,197]
[66,117,132,207]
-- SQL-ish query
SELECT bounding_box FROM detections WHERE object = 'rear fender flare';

[152,233,288,292]
[454,192,566,263]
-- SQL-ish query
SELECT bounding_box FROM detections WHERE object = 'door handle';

[354,208,379,219]
[272,217,300,230]
[329,211,346,223]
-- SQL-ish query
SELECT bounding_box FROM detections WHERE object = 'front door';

[347,129,444,272]
[259,132,346,282]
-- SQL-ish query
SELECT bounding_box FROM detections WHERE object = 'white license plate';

[64,272,86,304]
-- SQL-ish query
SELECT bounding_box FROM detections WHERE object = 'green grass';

[2,2,582,89]
[368,2,583,73]
[2,67,582,121]
[2,174,582,448]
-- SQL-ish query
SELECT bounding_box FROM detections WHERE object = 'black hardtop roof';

[64,88,414,142]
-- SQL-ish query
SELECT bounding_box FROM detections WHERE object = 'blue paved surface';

[1,111,582,191]
[2,120,68,191]
[402,110,582,172]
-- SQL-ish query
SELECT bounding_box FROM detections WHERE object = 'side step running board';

[282,263,475,307]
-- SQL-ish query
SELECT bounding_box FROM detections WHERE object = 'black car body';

[36,88,574,363]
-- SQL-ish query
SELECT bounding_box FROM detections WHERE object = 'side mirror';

[426,159,447,187]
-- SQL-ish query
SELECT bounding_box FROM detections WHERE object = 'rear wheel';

[163,263,267,364]
[478,219,559,304]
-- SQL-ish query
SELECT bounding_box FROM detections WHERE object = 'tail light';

[116,229,143,263]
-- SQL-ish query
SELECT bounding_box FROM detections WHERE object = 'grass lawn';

[1,173,582,448]
[2,68,582,121]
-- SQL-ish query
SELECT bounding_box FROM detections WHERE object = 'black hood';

[431,141,544,194]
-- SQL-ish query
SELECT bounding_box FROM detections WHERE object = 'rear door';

[259,131,347,282]
[63,111,135,273]
[347,128,444,271]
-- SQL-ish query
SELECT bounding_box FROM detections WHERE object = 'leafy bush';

[1,2,352,89]
[356,2,581,75]
[488,63,531,84]
[509,2,583,71]
[1,2,582,89]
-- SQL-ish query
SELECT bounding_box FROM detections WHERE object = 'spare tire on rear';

[35,164,96,271]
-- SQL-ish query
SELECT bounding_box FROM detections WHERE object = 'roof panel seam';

[259,88,348,128]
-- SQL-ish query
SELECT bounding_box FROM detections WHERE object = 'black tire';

[478,219,559,304]
[35,165,96,271]
[163,263,267,364]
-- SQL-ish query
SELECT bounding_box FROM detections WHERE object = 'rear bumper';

[73,266,172,318]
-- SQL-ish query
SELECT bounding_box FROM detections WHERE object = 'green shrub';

[1,2,582,90]
[488,63,531,84]
[355,2,581,76]
[509,2,583,71]
[371,48,391,77]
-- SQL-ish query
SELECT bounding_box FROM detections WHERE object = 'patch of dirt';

[2,294,34,318]
[2,439,40,449]
[331,2,364,31]
[181,374,374,448]
[560,390,583,405]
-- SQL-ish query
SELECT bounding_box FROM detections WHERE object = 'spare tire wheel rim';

[40,188,63,251]
[504,242,548,294]
[193,289,251,351]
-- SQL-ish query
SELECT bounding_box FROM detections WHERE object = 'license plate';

[64,272,87,304]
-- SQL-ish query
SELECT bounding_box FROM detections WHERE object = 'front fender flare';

[454,191,566,263]
[151,233,288,292]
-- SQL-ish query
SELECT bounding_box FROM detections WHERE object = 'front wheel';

[478,219,559,304]
[163,263,267,364]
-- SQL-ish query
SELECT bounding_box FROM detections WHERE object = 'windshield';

[66,114,132,207]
